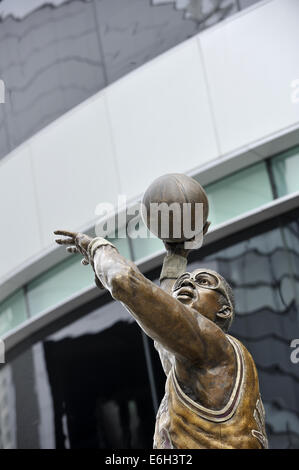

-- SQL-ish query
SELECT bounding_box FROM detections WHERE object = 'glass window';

[128,218,164,262]
[202,162,273,227]
[27,236,131,317]
[27,255,95,317]
[0,289,28,336]
[107,233,131,260]
[271,146,299,198]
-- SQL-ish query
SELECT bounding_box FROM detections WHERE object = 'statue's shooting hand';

[163,221,211,258]
[163,241,191,258]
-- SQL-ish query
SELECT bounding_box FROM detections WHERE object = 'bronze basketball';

[141,173,209,243]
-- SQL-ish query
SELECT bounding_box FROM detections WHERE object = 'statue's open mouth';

[177,287,194,299]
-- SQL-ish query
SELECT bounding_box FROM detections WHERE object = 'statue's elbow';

[110,266,136,300]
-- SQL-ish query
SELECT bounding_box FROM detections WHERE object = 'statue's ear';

[216,305,232,320]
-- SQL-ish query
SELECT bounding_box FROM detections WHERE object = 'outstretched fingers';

[55,237,74,246]
[54,230,77,238]
[54,230,78,247]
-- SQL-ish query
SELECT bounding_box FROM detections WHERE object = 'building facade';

[0,0,299,448]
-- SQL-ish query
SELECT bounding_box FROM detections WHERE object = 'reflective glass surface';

[27,236,131,317]
[27,255,95,317]
[129,218,164,262]
[203,162,273,227]
[0,289,27,336]
[271,146,299,198]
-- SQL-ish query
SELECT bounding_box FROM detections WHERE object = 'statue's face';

[172,269,227,323]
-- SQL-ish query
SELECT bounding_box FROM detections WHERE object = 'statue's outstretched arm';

[54,231,230,370]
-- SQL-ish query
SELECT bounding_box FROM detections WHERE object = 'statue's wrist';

[160,253,187,282]
[87,238,117,264]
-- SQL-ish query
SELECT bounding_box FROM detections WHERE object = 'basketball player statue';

[54,176,268,449]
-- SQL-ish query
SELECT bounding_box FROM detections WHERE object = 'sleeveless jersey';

[153,335,268,449]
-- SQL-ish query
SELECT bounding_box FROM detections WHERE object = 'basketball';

[141,173,209,243]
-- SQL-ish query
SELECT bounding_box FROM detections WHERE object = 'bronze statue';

[54,228,268,449]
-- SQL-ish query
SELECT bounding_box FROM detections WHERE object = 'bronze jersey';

[153,335,268,449]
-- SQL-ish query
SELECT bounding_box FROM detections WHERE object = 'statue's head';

[172,268,235,332]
